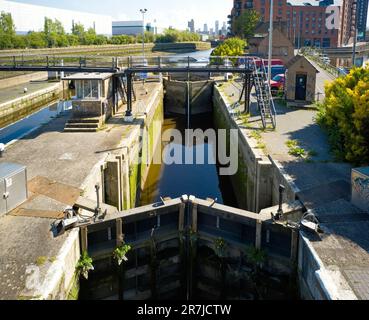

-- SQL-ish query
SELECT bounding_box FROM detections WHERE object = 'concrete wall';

[213,87,275,212]
[100,85,164,210]
[164,79,213,115]
[0,72,47,90]
[0,82,63,128]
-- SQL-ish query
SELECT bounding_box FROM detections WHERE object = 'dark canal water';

[140,113,238,207]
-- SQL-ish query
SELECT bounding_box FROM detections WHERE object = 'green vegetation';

[211,37,246,57]
[36,256,48,266]
[0,12,201,49]
[233,9,261,40]
[214,238,227,258]
[76,251,94,280]
[286,140,318,160]
[113,243,132,266]
[286,140,306,158]
[155,28,200,43]
[245,246,267,270]
[316,66,369,165]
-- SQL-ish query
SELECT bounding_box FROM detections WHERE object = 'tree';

[0,11,16,49]
[72,22,85,37]
[234,9,261,39]
[44,17,67,47]
[211,37,246,57]
[25,31,48,48]
[0,12,15,36]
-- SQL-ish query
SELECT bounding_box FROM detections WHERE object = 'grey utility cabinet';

[0,163,27,217]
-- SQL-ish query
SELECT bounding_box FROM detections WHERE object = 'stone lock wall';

[0,82,63,128]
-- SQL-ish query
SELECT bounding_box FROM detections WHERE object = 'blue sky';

[9,0,368,30]
[9,0,233,30]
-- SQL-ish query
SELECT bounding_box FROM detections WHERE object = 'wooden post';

[255,220,262,249]
[116,218,123,246]
[290,229,298,263]
[178,203,185,232]
[192,204,198,232]
[80,227,88,253]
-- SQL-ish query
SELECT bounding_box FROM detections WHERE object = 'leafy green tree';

[211,37,246,57]
[0,11,15,35]
[44,17,67,47]
[317,66,369,165]
[234,9,261,39]
[25,31,48,48]
[72,22,85,38]
[155,28,200,43]
[0,11,16,49]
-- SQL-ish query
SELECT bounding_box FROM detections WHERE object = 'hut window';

[76,80,100,99]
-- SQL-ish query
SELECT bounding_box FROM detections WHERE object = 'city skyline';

[9,0,366,32]
[8,0,233,30]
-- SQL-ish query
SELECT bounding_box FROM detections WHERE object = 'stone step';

[65,123,100,129]
[67,118,100,124]
[64,127,99,133]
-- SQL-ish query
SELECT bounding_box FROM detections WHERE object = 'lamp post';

[140,9,148,59]
[267,0,274,84]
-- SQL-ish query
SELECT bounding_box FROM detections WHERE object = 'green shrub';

[316,66,369,165]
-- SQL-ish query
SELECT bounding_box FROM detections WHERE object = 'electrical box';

[352,167,369,213]
[0,163,27,217]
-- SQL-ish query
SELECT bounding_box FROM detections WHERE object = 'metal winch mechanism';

[55,184,107,235]
[271,184,323,235]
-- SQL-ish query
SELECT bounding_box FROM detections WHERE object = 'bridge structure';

[0,53,276,128]
[322,42,369,58]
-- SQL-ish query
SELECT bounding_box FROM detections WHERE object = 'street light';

[140,9,148,60]
[267,0,274,84]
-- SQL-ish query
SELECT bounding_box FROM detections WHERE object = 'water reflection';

[0,100,72,144]
[140,113,238,207]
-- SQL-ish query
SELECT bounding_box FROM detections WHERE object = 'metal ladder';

[252,59,277,129]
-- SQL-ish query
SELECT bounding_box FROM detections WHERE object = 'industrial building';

[112,21,158,36]
[0,0,112,35]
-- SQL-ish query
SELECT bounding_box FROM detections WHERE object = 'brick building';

[339,0,368,46]
[230,0,340,48]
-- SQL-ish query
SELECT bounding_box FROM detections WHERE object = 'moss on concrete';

[67,273,80,300]
[213,90,250,210]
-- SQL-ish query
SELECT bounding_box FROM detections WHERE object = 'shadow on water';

[140,112,238,208]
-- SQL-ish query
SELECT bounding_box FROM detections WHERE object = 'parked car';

[264,65,286,79]
[266,74,285,95]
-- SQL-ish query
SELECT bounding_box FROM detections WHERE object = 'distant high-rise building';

[339,0,368,44]
[215,20,219,35]
[188,19,195,33]
[221,21,227,36]
[203,23,208,34]
[210,27,214,36]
